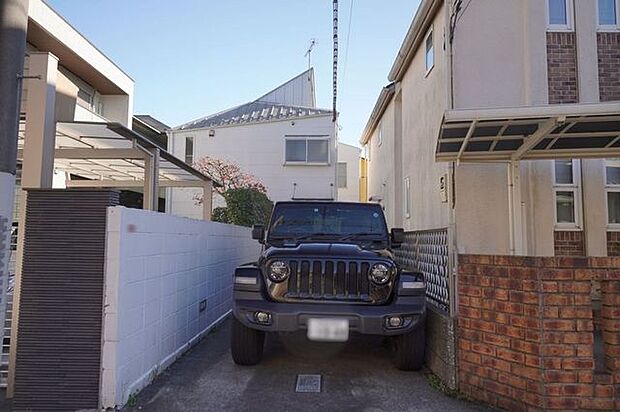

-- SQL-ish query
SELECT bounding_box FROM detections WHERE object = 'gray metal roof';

[174,101,332,131]
[133,114,169,133]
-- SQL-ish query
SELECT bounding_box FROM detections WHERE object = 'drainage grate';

[295,374,321,393]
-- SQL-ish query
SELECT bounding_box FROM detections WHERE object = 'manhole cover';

[295,374,321,393]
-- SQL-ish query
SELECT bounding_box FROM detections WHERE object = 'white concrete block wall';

[101,207,260,408]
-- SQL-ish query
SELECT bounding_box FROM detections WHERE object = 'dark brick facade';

[554,230,585,256]
[458,255,620,411]
[597,32,620,102]
[608,231,620,257]
[547,32,579,104]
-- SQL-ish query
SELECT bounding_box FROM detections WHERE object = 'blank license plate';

[307,318,349,342]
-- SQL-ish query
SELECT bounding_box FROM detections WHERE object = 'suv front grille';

[267,259,393,304]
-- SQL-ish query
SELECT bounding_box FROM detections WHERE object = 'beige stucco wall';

[367,101,397,226]
[448,0,613,256]
[398,3,451,233]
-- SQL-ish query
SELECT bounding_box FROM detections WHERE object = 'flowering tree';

[193,156,267,196]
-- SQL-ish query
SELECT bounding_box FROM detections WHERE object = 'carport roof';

[436,102,620,162]
[18,121,213,186]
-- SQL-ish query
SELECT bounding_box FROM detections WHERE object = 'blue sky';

[47,0,420,146]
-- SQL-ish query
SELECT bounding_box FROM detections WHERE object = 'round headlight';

[370,263,392,285]
[268,260,290,282]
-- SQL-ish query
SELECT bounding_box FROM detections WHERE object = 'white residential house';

[167,69,338,219]
[336,142,361,202]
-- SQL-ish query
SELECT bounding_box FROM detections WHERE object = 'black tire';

[231,316,265,366]
[392,320,426,371]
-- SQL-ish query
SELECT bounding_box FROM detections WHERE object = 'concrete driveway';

[124,317,489,412]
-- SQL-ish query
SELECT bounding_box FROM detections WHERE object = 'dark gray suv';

[231,201,426,370]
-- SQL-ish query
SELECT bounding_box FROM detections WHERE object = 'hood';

[262,242,394,261]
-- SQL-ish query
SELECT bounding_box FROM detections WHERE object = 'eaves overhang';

[359,83,396,145]
[388,0,442,82]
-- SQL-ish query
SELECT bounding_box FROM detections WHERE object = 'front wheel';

[392,319,426,371]
[231,316,265,366]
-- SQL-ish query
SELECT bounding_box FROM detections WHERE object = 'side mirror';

[391,228,405,246]
[252,225,265,243]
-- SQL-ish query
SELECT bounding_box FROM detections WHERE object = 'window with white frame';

[547,0,573,30]
[598,0,620,29]
[553,159,581,227]
[337,162,347,188]
[285,137,329,164]
[404,176,411,219]
[185,136,194,165]
[605,159,620,227]
[425,27,434,73]
[377,122,383,147]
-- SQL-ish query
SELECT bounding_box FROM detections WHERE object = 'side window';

[377,122,383,147]
[598,0,619,29]
[285,138,330,164]
[605,159,620,226]
[337,162,347,188]
[547,0,573,30]
[185,136,194,164]
[425,27,434,73]
[553,159,581,228]
[404,177,411,219]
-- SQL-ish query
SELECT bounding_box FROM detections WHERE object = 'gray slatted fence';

[12,189,118,411]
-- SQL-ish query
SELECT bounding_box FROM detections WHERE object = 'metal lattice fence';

[395,228,451,313]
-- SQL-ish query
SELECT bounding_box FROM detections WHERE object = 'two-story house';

[362,0,620,258]
[167,69,337,219]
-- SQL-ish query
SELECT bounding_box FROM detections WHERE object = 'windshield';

[267,203,388,241]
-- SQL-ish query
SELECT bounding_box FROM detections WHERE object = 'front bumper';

[233,266,426,336]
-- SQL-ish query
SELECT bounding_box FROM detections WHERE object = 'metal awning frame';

[437,102,620,163]
[17,121,216,218]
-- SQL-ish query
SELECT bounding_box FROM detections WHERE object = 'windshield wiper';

[338,232,385,242]
[269,233,333,242]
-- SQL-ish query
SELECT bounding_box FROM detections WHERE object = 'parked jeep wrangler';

[231,201,426,370]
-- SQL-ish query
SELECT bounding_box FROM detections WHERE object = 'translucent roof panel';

[436,103,620,162]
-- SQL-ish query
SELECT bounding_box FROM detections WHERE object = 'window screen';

[555,160,574,184]
[556,191,576,223]
[307,140,329,163]
[606,162,620,185]
[549,0,568,25]
[337,162,347,188]
[609,192,620,224]
[599,0,618,25]
[285,140,306,162]
[425,29,434,72]
[185,136,194,165]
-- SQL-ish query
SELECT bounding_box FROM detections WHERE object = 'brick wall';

[547,32,578,104]
[554,230,585,256]
[458,255,620,411]
[597,32,620,102]
[608,231,620,257]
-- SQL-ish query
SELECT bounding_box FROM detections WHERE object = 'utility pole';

[332,0,338,123]
[0,0,29,362]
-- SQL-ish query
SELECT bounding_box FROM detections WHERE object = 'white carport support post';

[203,180,213,221]
[507,161,525,256]
[142,148,160,211]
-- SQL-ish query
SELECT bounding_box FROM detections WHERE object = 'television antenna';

[304,38,317,70]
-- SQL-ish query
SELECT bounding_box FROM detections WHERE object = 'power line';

[340,0,354,108]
